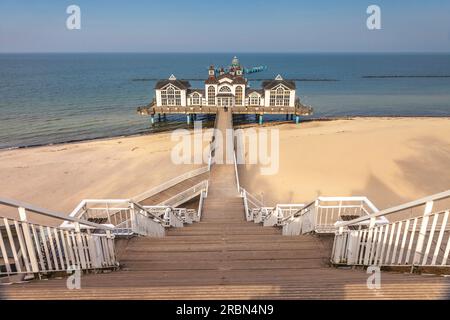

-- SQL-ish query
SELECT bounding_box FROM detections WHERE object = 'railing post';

[363,217,377,264]
[130,202,137,233]
[74,222,87,269]
[106,229,116,265]
[18,207,39,273]
[164,208,171,227]
[413,201,434,265]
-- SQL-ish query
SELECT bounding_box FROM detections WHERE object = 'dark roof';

[187,89,205,95]
[155,79,191,90]
[233,76,247,85]
[205,77,218,84]
[262,79,296,90]
[217,73,235,81]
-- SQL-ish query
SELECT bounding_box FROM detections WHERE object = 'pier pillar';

[158,114,161,122]
[187,114,191,125]
[259,114,263,125]
[286,114,289,121]
[295,115,300,124]
[150,115,155,126]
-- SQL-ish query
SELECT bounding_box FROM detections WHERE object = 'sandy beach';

[0,131,205,216]
[0,117,449,217]
[239,117,450,210]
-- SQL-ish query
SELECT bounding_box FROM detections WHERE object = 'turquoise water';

[1,53,450,149]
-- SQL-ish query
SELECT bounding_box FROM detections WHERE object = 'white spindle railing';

[281,197,385,235]
[332,190,450,268]
[0,198,117,279]
[62,199,201,237]
[240,188,264,221]
[158,180,209,208]
[133,166,209,203]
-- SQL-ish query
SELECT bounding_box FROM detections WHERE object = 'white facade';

[154,72,297,108]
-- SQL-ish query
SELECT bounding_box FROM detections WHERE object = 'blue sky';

[0,0,449,52]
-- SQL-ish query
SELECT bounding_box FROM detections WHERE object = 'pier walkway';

[1,111,450,299]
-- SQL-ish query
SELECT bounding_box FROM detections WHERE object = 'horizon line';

[1,51,450,55]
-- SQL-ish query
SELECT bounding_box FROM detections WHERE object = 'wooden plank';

[397,219,410,265]
[47,226,60,270]
[385,223,396,264]
[391,221,403,265]
[405,217,418,265]
[0,228,12,274]
[53,228,65,270]
[3,219,22,273]
[60,230,71,268]
[39,226,52,270]
[14,221,31,273]
[432,211,449,265]
[422,213,439,265]
[30,224,45,271]
[379,224,390,265]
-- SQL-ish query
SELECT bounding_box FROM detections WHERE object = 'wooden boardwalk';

[1,110,450,299]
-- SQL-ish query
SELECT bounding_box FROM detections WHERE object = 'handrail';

[281,200,316,222]
[0,198,117,278]
[0,197,112,230]
[158,180,208,207]
[233,151,240,193]
[132,166,209,203]
[336,190,450,228]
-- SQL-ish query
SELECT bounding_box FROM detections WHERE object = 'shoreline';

[2,115,449,152]
[0,117,448,215]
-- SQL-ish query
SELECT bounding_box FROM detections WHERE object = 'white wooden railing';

[158,180,209,208]
[240,188,265,221]
[133,166,209,203]
[332,190,450,268]
[239,193,385,236]
[62,199,200,238]
[281,197,385,235]
[0,198,117,279]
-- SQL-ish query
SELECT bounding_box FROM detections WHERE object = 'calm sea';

[1,53,450,149]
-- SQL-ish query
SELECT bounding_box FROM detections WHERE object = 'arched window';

[250,93,260,106]
[208,86,215,105]
[219,86,231,93]
[235,86,243,106]
[192,93,200,105]
[270,86,290,106]
[161,85,181,106]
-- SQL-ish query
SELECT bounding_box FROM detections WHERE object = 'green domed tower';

[231,56,240,67]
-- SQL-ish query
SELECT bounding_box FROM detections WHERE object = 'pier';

[136,57,313,125]
[1,109,450,299]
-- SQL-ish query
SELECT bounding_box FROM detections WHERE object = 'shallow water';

[1,53,449,149]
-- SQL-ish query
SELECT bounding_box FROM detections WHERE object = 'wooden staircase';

[2,110,450,299]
